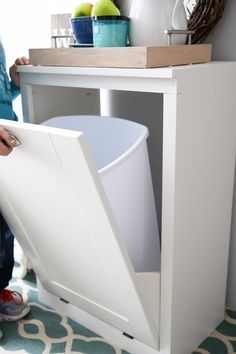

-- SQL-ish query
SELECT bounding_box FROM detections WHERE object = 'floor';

[0,242,235,354]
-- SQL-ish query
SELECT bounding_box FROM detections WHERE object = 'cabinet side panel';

[161,64,236,354]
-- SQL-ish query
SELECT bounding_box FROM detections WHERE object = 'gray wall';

[205,0,236,61]
[205,0,236,309]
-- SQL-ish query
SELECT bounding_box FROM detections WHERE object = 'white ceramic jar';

[129,0,187,46]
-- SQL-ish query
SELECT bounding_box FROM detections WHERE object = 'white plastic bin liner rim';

[42,115,149,175]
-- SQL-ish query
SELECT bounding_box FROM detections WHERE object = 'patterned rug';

[193,309,236,354]
[1,268,236,353]
[0,270,130,354]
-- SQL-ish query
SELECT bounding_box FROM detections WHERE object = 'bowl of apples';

[71,0,130,47]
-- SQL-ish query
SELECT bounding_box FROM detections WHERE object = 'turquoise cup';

[92,16,130,47]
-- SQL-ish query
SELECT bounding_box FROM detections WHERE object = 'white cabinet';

[12,62,236,354]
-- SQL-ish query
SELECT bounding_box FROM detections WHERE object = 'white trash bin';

[43,115,161,272]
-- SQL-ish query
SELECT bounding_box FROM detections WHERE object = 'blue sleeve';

[10,80,20,100]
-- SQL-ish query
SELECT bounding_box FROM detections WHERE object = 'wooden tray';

[29,44,212,69]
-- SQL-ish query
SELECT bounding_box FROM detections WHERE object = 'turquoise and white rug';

[1,261,236,353]
[0,271,130,354]
[193,308,236,354]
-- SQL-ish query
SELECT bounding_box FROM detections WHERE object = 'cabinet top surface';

[18,61,236,80]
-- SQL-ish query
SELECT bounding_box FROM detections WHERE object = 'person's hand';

[0,127,17,156]
[9,56,29,88]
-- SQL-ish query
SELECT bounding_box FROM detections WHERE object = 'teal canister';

[92,16,130,47]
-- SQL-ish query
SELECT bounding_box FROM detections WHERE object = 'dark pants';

[0,213,14,290]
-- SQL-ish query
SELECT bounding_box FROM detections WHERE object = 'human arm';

[0,127,17,156]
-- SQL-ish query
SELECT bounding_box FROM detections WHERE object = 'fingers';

[0,127,17,156]
[0,142,13,156]
[14,56,30,65]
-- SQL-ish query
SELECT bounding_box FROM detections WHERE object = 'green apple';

[73,2,93,17]
[91,0,121,16]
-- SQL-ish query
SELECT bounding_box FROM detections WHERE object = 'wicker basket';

[187,0,225,43]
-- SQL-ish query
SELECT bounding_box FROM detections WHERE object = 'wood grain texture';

[29,44,212,68]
